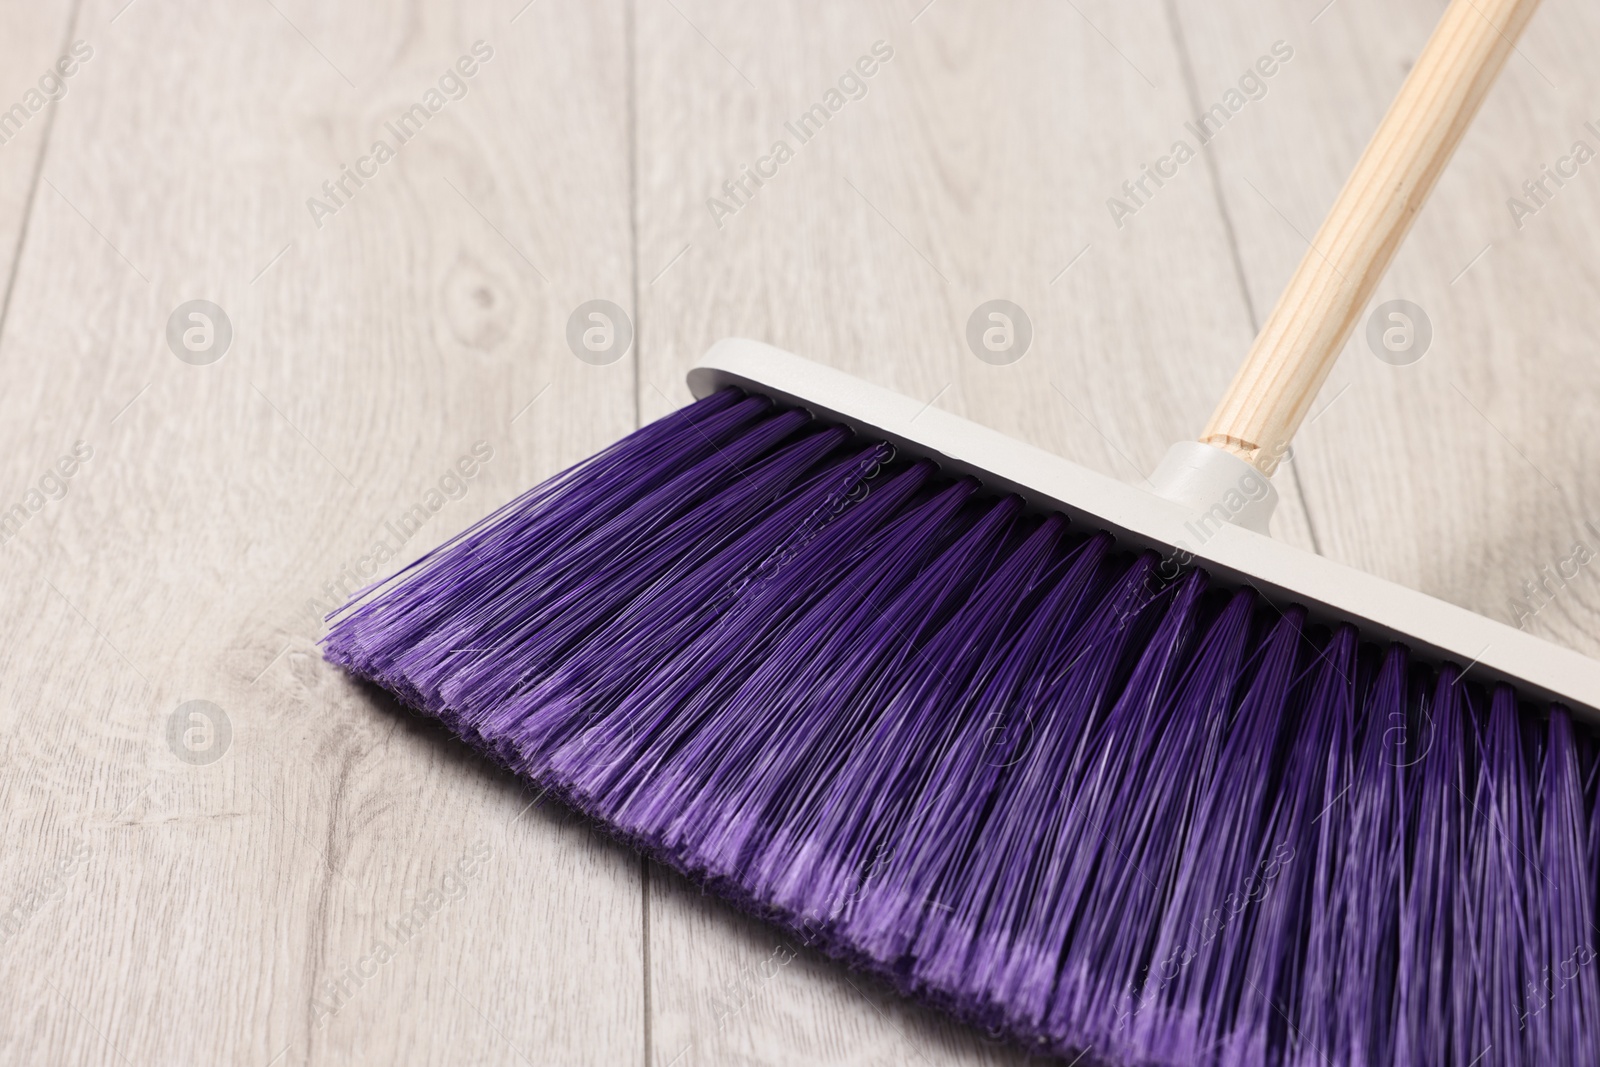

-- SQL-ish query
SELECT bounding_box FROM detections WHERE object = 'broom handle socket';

[1201,0,1542,476]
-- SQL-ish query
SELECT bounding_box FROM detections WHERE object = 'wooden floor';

[2,0,1597,1063]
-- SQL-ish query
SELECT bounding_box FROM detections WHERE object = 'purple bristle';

[1226,626,1355,1065]
[1457,686,1536,1067]
[638,478,985,887]
[1018,570,1212,1045]
[738,496,1032,920]
[854,533,1120,978]
[1055,587,1257,1058]
[829,533,1097,959]
[1290,632,1361,1067]
[544,447,920,805]
[1332,647,1409,1066]
[325,388,764,692]
[1529,708,1600,1066]
[1395,668,1470,1067]
[1125,607,1309,1064]
[324,388,1599,1066]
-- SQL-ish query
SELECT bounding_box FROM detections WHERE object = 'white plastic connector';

[1147,441,1278,535]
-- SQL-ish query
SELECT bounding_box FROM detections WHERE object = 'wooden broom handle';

[1202,0,1541,475]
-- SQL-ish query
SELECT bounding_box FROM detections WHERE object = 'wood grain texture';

[1,0,1597,1064]
[1203,0,1542,471]
[1175,0,1600,662]
[0,1,79,318]
[0,0,644,1063]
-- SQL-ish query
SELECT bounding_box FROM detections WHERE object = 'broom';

[325,0,1600,1062]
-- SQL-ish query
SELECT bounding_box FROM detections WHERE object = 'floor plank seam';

[1161,0,1327,556]
[0,0,87,353]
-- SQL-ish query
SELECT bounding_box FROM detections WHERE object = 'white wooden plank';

[0,1,78,367]
[0,0,643,1063]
